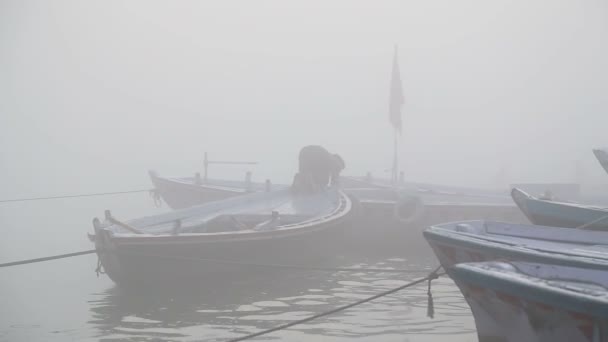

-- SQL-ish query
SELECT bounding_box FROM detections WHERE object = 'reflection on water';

[88,257,476,341]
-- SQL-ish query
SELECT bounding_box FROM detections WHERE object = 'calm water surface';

[0,194,476,342]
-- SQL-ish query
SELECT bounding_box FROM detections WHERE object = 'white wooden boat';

[91,187,355,285]
[451,261,608,342]
[148,170,285,209]
[423,220,608,270]
[511,187,608,230]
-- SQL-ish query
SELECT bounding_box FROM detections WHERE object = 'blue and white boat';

[511,188,608,230]
[423,220,608,270]
[451,261,608,342]
[424,220,608,341]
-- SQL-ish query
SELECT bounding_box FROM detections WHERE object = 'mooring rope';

[0,189,153,203]
[0,249,97,268]
[226,266,444,342]
[1,247,435,277]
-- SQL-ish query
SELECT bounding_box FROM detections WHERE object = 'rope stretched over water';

[1,248,433,275]
[0,189,153,203]
[0,249,97,268]
[226,266,444,342]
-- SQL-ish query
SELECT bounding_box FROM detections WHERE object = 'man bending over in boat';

[293,145,345,193]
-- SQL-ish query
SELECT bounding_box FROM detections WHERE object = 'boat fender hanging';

[394,194,424,224]
[149,189,162,207]
[426,268,441,319]
[426,278,435,319]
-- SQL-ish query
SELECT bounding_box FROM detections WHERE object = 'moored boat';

[150,171,514,222]
[451,261,608,342]
[511,187,608,230]
[423,220,608,269]
[148,170,286,209]
[91,187,355,285]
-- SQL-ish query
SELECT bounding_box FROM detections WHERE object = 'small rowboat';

[451,261,608,342]
[91,187,355,285]
[148,170,287,209]
[511,188,608,230]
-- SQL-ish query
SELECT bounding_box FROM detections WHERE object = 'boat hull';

[451,262,608,342]
[511,188,608,230]
[94,190,356,286]
[98,224,350,286]
[149,172,247,209]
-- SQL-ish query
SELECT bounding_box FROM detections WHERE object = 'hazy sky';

[1,0,608,198]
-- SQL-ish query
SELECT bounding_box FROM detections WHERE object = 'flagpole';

[392,128,398,186]
[389,44,403,187]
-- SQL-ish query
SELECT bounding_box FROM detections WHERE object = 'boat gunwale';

[104,190,353,245]
[423,221,608,269]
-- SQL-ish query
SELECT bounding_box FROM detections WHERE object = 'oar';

[105,210,144,234]
[576,213,608,230]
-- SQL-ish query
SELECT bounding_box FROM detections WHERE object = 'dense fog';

[2,0,608,198]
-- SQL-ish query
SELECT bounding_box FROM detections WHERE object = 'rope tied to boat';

[426,266,442,318]
[227,265,445,342]
[0,189,154,203]
[0,249,97,268]
[95,255,106,277]
[1,246,438,276]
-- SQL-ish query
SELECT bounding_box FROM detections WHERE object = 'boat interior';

[103,189,344,236]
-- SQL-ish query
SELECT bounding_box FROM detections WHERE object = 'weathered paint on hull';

[451,264,608,342]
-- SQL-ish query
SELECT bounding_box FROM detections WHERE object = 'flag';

[389,46,404,133]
